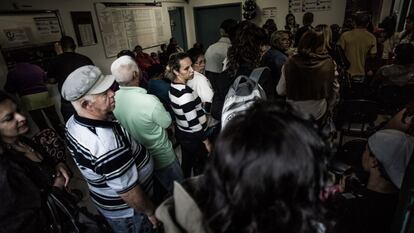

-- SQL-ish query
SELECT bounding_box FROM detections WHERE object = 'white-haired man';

[111,56,183,202]
[62,65,157,233]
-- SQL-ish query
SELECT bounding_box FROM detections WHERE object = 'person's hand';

[339,175,347,193]
[366,70,374,77]
[55,162,71,187]
[54,42,63,55]
[203,139,212,154]
[147,213,158,228]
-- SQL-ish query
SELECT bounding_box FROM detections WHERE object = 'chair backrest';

[342,81,374,100]
[335,139,367,166]
[377,85,406,114]
[403,85,414,103]
[339,99,379,124]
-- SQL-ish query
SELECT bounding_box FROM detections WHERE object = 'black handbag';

[45,188,113,233]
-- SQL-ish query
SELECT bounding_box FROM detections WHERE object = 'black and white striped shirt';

[169,83,207,138]
[65,114,153,219]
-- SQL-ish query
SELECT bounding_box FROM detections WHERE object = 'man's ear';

[81,100,91,110]
[371,157,380,168]
[173,69,179,77]
[133,70,140,79]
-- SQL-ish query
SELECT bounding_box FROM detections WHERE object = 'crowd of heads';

[201,101,330,233]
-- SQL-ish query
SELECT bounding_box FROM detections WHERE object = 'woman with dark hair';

[284,13,300,36]
[211,21,272,120]
[262,19,278,37]
[166,37,184,58]
[277,30,339,124]
[399,13,414,45]
[186,48,214,108]
[0,91,71,233]
[156,100,331,233]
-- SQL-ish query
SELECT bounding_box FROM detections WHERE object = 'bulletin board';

[0,11,63,50]
[94,2,168,58]
[289,0,332,13]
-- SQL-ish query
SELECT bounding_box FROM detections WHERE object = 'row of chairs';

[331,77,414,233]
[335,80,414,147]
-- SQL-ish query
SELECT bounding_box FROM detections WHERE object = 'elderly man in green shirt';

[111,55,183,202]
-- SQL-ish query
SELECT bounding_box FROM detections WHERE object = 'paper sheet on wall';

[263,7,277,21]
[95,3,167,58]
[289,0,332,13]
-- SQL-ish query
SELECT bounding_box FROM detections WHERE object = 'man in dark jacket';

[47,36,93,121]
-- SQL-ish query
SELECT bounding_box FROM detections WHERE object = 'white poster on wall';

[263,7,277,21]
[95,2,167,58]
[289,0,332,13]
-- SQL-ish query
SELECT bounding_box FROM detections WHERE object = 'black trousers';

[175,129,208,178]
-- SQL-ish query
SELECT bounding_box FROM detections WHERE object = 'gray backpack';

[221,67,268,129]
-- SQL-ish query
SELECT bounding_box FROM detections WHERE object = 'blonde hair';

[315,24,332,50]
[270,30,290,49]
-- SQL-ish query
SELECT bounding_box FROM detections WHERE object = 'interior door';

[194,4,241,49]
[168,7,188,50]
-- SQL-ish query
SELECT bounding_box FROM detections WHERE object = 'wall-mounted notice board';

[94,2,168,58]
[0,11,63,50]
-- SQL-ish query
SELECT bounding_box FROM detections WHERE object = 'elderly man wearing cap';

[336,129,414,233]
[111,56,183,203]
[62,65,157,233]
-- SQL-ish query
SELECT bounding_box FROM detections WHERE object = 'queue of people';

[1,10,414,233]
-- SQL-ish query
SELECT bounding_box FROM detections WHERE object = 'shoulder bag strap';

[249,67,269,83]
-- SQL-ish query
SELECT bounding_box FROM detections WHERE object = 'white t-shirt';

[187,71,214,103]
[205,37,231,73]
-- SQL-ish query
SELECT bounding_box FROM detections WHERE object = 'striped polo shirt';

[169,83,207,139]
[65,114,153,219]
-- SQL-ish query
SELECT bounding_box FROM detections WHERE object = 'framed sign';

[70,11,98,47]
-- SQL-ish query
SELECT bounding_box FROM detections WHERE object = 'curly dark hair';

[226,21,267,76]
[199,100,331,233]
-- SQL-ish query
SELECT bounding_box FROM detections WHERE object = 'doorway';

[194,4,241,49]
[168,7,188,50]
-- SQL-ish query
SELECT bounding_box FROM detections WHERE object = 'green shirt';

[114,86,175,169]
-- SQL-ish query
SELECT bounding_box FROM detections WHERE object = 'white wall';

[0,0,189,75]
[187,0,346,46]
[0,0,347,75]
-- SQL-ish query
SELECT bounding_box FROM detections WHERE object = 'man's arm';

[151,98,172,129]
[119,185,158,225]
[276,65,287,96]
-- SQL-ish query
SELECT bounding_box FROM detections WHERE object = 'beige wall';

[0,0,347,77]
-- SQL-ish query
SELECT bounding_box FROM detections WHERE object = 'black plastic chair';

[335,139,367,167]
[342,80,375,100]
[377,85,407,115]
[336,99,379,146]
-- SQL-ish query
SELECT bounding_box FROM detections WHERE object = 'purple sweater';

[5,63,48,96]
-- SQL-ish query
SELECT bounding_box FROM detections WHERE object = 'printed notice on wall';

[289,0,332,13]
[0,13,62,49]
[94,2,167,58]
[263,7,277,21]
